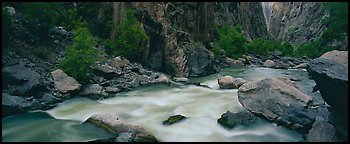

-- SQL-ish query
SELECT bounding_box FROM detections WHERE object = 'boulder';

[80,84,107,96]
[217,110,259,129]
[156,74,170,84]
[306,117,338,142]
[293,63,308,69]
[238,78,312,122]
[2,93,41,117]
[51,69,82,93]
[226,58,245,67]
[2,63,42,95]
[263,60,275,68]
[85,113,157,142]
[105,86,121,93]
[173,77,189,83]
[184,42,218,77]
[162,114,187,125]
[109,56,130,69]
[274,61,289,69]
[95,63,122,76]
[218,76,248,89]
[42,93,61,104]
[307,50,348,141]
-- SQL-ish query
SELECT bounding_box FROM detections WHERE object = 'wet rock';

[85,113,157,142]
[306,117,338,142]
[293,63,308,69]
[2,93,41,117]
[238,78,312,121]
[115,133,134,142]
[218,76,247,89]
[2,63,42,95]
[156,74,170,84]
[162,114,187,125]
[263,60,275,68]
[173,77,189,83]
[51,69,82,94]
[226,58,245,67]
[217,110,259,129]
[42,93,61,104]
[105,86,121,93]
[80,84,107,96]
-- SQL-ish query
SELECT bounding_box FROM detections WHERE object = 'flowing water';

[2,67,317,142]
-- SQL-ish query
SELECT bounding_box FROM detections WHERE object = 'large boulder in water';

[85,113,157,142]
[307,50,348,140]
[2,63,42,96]
[218,76,247,89]
[51,69,82,94]
[238,77,312,121]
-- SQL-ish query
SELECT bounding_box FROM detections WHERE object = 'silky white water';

[3,67,313,142]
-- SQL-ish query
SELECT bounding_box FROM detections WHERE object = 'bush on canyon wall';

[58,27,98,84]
[104,9,148,62]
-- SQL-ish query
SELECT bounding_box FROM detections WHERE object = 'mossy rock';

[162,114,187,125]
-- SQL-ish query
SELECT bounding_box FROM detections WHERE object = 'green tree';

[58,27,98,84]
[106,9,148,61]
[214,24,247,58]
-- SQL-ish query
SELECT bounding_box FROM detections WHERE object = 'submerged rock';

[51,69,81,94]
[85,113,157,142]
[162,114,187,125]
[217,110,259,129]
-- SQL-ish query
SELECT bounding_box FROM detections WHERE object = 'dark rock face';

[217,110,259,129]
[162,114,187,125]
[85,113,158,142]
[184,42,218,77]
[306,117,338,142]
[2,63,43,96]
[307,50,348,141]
[2,93,42,117]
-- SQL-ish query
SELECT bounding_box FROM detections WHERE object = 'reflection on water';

[3,67,313,142]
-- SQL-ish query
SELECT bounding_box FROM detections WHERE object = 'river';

[3,67,317,142]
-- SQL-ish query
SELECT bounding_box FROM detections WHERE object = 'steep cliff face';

[214,2,269,41]
[268,2,329,46]
[107,2,268,77]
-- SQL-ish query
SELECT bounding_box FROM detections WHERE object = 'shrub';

[106,9,148,61]
[58,27,98,84]
[214,24,247,58]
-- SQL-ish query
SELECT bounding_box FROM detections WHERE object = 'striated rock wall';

[105,2,268,77]
[268,2,329,46]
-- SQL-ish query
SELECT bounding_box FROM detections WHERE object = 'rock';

[3,6,16,16]
[238,78,312,121]
[80,84,106,96]
[109,56,130,69]
[162,114,187,125]
[263,60,275,68]
[95,63,122,76]
[173,77,189,83]
[306,117,338,142]
[307,50,348,141]
[274,61,289,69]
[2,63,42,95]
[115,133,134,142]
[217,110,259,129]
[2,93,41,117]
[85,113,157,142]
[156,74,169,84]
[226,58,245,67]
[105,86,121,93]
[184,42,219,77]
[42,93,61,104]
[51,69,82,94]
[293,63,308,69]
[218,76,248,89]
